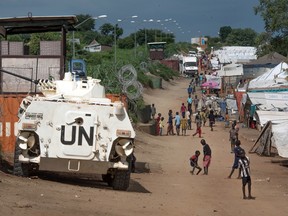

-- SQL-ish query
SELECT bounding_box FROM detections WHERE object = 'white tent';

[255,111,288,126]
[247,91,288,111]
[253,113,288,158]
[214,46,257,64]
[248,62,288,89]
[216,63,243,77]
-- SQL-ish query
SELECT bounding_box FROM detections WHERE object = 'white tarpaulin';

[248,62,288,89]
[271,120,288,158]
[247,92,288,110]
[255,111,288,158]
[214,46,257,64]
[216,63,243,77]
[256,111,288,126]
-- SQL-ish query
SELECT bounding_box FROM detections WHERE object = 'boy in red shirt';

[189,150,202,175]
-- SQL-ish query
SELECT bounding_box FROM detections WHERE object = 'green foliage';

[219,26,232,42]
[118,37,134,49]
[254,0,288,37]
[147,61,178,81]
[225,28,257,46]
[254,0,288,56]
[165,42,197,57]
[206,36,222,50]
[76,14,96,31]
[100,23,114,36]
[29,32,61,55]
[255,32,274,56]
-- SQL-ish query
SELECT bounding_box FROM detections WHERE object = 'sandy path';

[0,77,288,216]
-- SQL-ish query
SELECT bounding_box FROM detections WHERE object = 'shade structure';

[201,80,219,89]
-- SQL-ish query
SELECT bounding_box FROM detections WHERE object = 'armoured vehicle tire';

[102,174,113,186]
[112,170,130,191]
[13,140,30,177]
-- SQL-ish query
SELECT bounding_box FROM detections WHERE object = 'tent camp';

[248,62,288,90]
[250,119,288,158]
[247,91,288,111]
[243,62,288,158]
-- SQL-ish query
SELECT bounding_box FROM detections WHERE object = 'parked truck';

[179,55,198,77]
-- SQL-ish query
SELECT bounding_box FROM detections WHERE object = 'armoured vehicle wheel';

[102,174,113,186]
[112,170,131,191]
[13,141,30,177]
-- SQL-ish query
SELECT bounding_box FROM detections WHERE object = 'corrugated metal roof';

[244,52,288,65]
[0,15,77,36]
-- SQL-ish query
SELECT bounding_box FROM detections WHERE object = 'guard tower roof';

[0,14,77,37]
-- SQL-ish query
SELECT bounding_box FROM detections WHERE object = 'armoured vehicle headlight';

[116,129,131,137]
[115,139,133,156]
[22,123,37,131]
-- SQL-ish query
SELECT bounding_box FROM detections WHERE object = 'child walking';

[189,150,202,175]
[228,140,243,178]
[192,121,202,138]
[159,117,164,136]
[180,116,188,136]
[238,149,255,200]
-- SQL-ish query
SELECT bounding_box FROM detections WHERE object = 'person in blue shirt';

[187,95,193,111]
[228,140,243,179]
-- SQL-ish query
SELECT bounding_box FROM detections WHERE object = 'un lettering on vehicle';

[60,125,94,146]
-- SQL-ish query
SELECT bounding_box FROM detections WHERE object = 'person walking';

[185,109,192,130]
[194,95,199,113]
[187,95,193,112]
[192,120,202,138]
[166,110,175,135]
[187,84,193,95]
[228,140,243,179]
[200,107,207,127]
[150,104,156,120]
[229,124,238,153]
[238,149,255,200]
[156,113,161,135]
[180,103,187,118]
[208,110,216,131]
[200,139,212,175]
[159,117,165,136]
[189,150,202,175]
[180,115,188,136]
[174,111,181,136]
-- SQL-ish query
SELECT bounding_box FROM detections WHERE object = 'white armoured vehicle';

[2,69,136,191]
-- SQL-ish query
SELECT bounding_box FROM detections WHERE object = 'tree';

[76,14,95,31]
[255,32,274,56]
[100,23,114,36]
[98,23,123,46]
[254,0,288,37]
[254,0,288,56]
[225,28,257,46]
[118,36,134,49]
[219,26,232,42]
[29,32,61,55]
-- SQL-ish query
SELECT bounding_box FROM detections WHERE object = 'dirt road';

[1,77,288,216]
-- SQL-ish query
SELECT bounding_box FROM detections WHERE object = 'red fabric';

[203,155,211,167]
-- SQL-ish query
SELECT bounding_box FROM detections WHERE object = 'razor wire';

[140,62,148,73]
[117,64,137,86]
[117,64,143,100]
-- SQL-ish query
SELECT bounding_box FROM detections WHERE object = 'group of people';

[226,120,254,199]
[189,139,212,175]
[150,78,254,200]
[189,121,254,199]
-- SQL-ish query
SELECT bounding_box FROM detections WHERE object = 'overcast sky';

[0,0,265,42]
